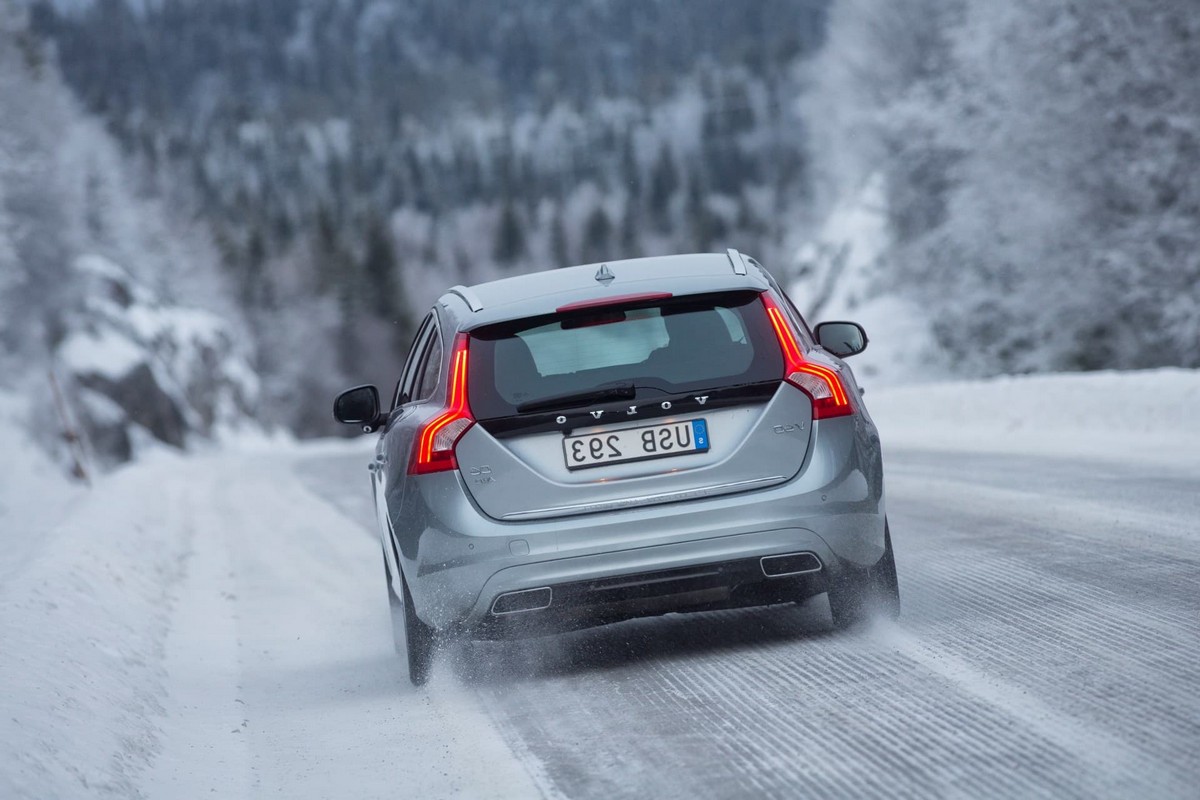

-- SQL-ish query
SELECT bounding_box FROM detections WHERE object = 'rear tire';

[401,574,436,686]
[828,523,901,629]
[383,550,436,686]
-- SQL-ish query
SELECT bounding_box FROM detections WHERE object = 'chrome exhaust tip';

[490,587,553,615]
[760,552,822,578]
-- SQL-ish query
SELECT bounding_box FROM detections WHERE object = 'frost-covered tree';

[0,6,261,465]
[0,9,76,367]
[805,0,1200,373]
[28,0,830,432]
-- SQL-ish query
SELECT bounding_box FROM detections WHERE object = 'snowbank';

[870,368,1200,467]
[0,391,87,586]
[0,447,191,798]
[0,406,539,799]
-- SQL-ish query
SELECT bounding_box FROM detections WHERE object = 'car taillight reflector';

[556,292,673,313]
[761,294,853,420]
[410,333,474,475]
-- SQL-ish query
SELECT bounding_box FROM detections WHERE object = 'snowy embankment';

[869,368,1200,467]
[1,368,1197,798]
[0,395,543,798]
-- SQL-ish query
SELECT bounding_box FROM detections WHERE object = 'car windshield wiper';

[516,383,637,414]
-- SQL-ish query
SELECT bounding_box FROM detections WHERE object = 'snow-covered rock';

[53,255,259,466]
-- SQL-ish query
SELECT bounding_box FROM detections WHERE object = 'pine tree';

[335,278,362,377]
[549,208,571,267]
[581,205,612,264]
[619,195,641,257]
[361,215,400,318]
[493,201,526,264]
[313,204,340,293]
[648,143,678,232]
[241,227,268,307]
[686,178,724,252]
[620,128,641,198]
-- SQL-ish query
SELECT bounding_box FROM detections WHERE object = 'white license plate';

[563,419,710,470]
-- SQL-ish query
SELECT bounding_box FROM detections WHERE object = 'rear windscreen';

[468,291,782,419]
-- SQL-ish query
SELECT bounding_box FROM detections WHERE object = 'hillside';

[1,5,259,469]
[30,0,830,433]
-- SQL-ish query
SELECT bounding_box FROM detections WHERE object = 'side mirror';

[815,321,868,358]
[333,385,383,432]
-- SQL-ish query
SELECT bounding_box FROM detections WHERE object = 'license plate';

[563,419,710,470]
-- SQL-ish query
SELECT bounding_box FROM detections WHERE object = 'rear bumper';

[391,416,885,631]
[469,541,830,638]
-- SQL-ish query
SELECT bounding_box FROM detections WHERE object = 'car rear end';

[390,256,887,636]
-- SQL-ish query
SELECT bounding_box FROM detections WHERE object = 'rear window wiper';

[516,383,636,414]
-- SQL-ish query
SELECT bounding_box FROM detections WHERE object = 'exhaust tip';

[490,587,553,615]
[760,552,822,578]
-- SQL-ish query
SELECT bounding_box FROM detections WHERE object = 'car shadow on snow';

[441,596,840,686]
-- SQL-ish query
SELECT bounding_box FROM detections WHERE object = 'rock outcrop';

[54,255,259,467]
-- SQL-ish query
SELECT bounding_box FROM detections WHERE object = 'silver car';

[334,250,898,685]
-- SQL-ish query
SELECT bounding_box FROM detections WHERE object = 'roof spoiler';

[448,285,484,312]
[726,248,749,276]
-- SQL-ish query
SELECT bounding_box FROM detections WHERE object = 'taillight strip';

[760,293,853,419]
[411,333,474,474]
[764,305,804,367]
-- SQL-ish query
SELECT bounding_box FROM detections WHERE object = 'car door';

[375,313,440,578]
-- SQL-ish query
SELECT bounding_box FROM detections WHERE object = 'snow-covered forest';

[0,2,259,473]
[2,0,1198,458]
[24,0,828,438]
[800,0,1200,375]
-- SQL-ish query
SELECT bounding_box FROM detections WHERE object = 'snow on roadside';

[142,444,546,799]
[869,368,1200,467]
[0,390,87,586]
[0,415,543,799]
[0,445,191,799]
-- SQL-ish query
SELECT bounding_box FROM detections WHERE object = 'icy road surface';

[286,444,1199,799]
[3,371,1199,798]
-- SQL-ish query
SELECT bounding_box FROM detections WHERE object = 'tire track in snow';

[127,449,550,800]
[143,478,253,796]
[293,446,1200,798]
[890,495,1200,793]
[469,604,1160,798]
[463,451,1200,799]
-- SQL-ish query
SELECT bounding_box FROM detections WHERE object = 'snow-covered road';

[3,371,1199,798]
[292,445,1200,799]
[120,442,1200,799]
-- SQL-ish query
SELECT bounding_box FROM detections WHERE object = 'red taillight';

[760,294,853,420]
[410,333,474,475]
